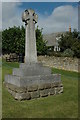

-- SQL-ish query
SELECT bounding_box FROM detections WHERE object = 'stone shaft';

[25,18,37,63]
[22,9,38,63]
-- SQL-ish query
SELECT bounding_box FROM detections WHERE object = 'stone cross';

[22,9,38,63]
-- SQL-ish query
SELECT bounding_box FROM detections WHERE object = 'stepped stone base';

[4,62,63,100]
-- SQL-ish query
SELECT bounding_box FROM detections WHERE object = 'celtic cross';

[22,9,38,63]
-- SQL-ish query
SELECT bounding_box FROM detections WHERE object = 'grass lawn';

[0,57,2,119]
[2,59,78,118]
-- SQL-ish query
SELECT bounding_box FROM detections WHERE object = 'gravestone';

[4,9,63,100]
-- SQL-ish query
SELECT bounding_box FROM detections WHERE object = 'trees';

[2,26,25,55]
[36,26,48,55]
[2,26,47,55]
[58,30,80,58]
[59,32,74,52]
[71,40,80,58]
[0,32,2,55]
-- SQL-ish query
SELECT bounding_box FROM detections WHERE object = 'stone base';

[4,62,63,100]
[4,82,63,100]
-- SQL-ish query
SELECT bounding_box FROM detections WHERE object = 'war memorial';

[4,9,63,100]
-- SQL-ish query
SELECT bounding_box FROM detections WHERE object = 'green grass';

[2,59,19,82]
[2,60,78,118]
[0,57,2,119]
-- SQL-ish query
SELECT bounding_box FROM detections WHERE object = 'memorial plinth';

[4,9,63,100]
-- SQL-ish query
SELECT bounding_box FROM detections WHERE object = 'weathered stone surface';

[38,84,45,90]
[40,89,48,97]
[38,56,78,72]
[44,83,51,89]
[4,73,62,100]
[5,74,61,88]
[6,85,63,100]
[15,87,27,93]
[27,85,38,92]
[55,87,63,94]
[8,89,16,98]
[22,9,38,63]
[5,75,21,87]
[51,82,55,88]
[20,62,43,69]
[31,91,40,99]
[59,83,63,87]
[15,93,31,100]
[54,82,61,87]
[26,93,31,100]
[8,89,13,95]
[58,87,63,93]
[51,81,61,88]
[4,82,17,92]
[48,88,55,95]
[13,66,51,76]
[4,82,27,93]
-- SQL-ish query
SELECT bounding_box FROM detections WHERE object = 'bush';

[61,49,74,57]
[58,29,80,58]
[47,51,61,57]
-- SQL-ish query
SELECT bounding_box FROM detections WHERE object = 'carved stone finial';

[22,9,38,25]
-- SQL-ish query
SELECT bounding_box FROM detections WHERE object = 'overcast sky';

[1,1,79,34]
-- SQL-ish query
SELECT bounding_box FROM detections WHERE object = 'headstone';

[4,9,63,100]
